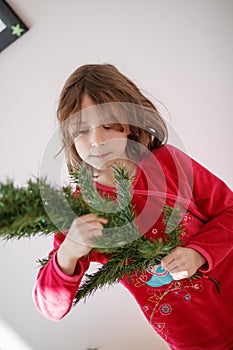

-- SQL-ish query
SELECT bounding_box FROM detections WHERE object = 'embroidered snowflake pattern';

[160,304,172,316]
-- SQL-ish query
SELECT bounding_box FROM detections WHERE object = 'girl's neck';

[93,159,137,187]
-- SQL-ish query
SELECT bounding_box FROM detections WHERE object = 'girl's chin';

[84,160,110,171]
[86,158,116,170]
[85,155,130,171]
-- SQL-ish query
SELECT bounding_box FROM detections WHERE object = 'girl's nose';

[89,126,105,147]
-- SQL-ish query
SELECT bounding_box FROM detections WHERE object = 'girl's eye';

[71,129,89,138]
[77,129,90,136]
[78,129,89,134]
[103,125,111,129]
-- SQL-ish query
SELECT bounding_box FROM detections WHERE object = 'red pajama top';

[33,145,233,350]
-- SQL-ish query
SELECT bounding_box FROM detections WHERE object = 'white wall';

[0,1,232,349]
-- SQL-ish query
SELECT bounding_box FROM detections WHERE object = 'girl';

[33,64,233,350]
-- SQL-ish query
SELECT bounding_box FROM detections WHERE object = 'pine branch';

[0,165,188,305]
[0,178,90,240]
[0,165,137,247]
[73,205,185,304]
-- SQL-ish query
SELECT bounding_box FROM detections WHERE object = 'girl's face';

[72,94,130,170]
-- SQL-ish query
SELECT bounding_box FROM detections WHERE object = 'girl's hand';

[161,247,207,280]
[56,214,108,275]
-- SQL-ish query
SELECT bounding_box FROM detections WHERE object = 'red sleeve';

[165,145,233,273]
[185,157,233,272]
[32,232,102,321]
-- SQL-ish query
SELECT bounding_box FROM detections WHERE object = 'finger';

[85,218,109,231]
[97,217,109,224]
[70,222,104,238]
[84,215,108,224]
[74,215,108,226]
[67,227,103,246]
[165,261,180,273]
[161,247,182,268]
[90,229,103,239]
[171,270,189,280]
[87,222,105,231]
[161,255,176,269]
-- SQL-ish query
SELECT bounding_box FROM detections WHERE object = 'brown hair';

[57,64,168,171]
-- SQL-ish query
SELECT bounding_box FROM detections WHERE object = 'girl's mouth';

[90,152,111,159]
